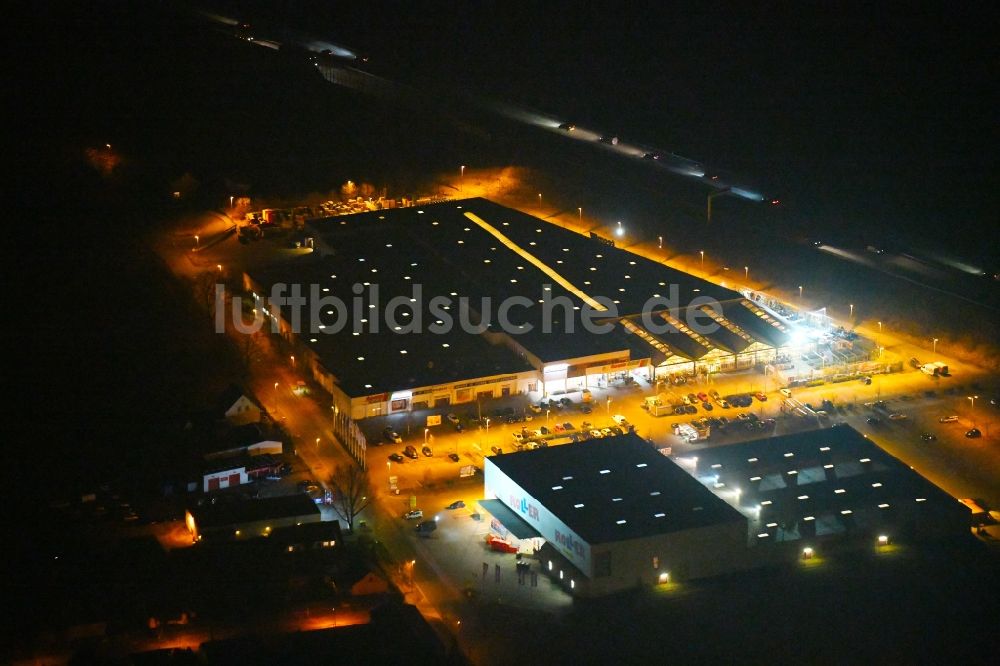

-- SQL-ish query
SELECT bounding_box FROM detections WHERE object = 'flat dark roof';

[248,198,792,396]
[691,425,966,537]
[486,433,746,545]
[189,494,320,529]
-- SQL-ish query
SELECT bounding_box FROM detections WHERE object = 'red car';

[697,392,710,402]
[755,392,768,401]
[487,536,518,553]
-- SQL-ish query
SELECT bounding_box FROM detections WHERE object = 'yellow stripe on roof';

[463,212,608,312]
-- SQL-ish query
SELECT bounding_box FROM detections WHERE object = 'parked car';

[388,453,404,462]
[866,417,882,425]
[697,392,709,402]
[416,520,437,535]
[446,413,460,425]
[580,404,593,414]
[687,393,699,404]
[487,535,517,553]
[404,509,423,520]
[560,397,573,407]
[717,399,731,409]
[383,427,402,444]
[939,415,959,423]
[889,413,908,421]
[684,405,698,414]
[298,480,320,494]
[966,428,982,438]
[490,446,504,455]
[754,392,768,402]
[448,452,460,462]
[611,414,629,427]
[422,446,433,457]
[780,388,792,398]
[557,122,576,131]
[920,433,937,441]
[702,402,714,411]
[446,500,466,510]
[403,445,418,459]
[589,430,603,439]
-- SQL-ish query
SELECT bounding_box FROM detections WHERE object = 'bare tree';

[235,329,263,381]
[327,463,372,533]
[192,271,222,319]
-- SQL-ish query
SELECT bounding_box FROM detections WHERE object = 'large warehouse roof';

[246,198,795,395]
[689,425,966,541]
[486,433,746,544]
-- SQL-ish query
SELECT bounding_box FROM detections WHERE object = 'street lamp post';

[798,285,803,299]
[700,250,704,269]
[933,338,938,354]
[877,321,882,346]
[194,235,199,247]
[849,303,854,319]
[744,266,749,281]
[460,165,465,179]
[424,428,429,444]
[658,235,663,249]
[578,207,582,221]
[606,396,612,415]
[538,193,542,206]
[968,395,977,410]
[273,381,279,412]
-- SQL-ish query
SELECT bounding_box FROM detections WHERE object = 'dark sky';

[254,1,997,259]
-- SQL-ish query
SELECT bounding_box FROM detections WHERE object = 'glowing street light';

[606,396,612,415]
[578,207,582,220]
[538,193,542,205]
[699,250,704,268]
[229,195,234,208]
[968,395,978,410]
[290,355,295,366]
[424,428,429,444]
[315,437,320,448]
[658,235,663,248]
[932,338,939,354]
[615,221,624,237]
[798,285,803,299]
[194,235,200,247]
[849,303,854,318]
[460,165,465,178]
[744,266,749,280]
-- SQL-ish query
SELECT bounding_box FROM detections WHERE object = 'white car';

[589,429,603,439]
[404,510,423,520]
[611,414,629,426]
